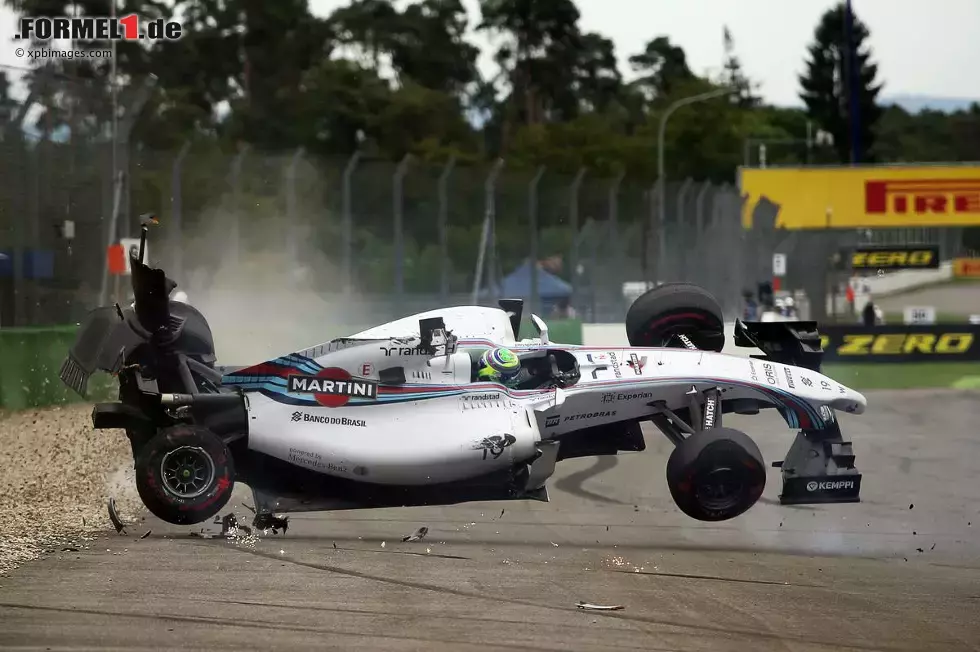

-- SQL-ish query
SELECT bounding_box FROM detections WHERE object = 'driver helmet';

[478,347,521,382]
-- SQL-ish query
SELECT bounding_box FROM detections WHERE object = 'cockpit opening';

[466,347,580,390]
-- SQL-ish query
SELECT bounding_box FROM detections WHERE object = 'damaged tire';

[666,427,765,522]
[135,425,235,525]
[625,282,725,351]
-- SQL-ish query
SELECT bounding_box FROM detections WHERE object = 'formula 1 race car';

[60,218,866,528]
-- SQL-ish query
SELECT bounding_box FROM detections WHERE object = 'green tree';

[478,0,583,127]
[389,0,480,97]
[627,36,694,102]
[0,71,19,127]
[799,1,883,163]
[721,26,760,108]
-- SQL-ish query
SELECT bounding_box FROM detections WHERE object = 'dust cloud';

[167,207,368,366]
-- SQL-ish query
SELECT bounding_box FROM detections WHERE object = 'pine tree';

[722,26,760,108]
[799,1,883,163]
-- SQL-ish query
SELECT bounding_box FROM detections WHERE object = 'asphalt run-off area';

[1,389,979,651]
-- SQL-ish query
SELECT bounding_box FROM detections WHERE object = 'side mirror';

[530,314,549,344]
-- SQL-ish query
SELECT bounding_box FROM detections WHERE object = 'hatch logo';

[703,396,717,428]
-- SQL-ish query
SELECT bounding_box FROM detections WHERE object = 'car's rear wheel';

[625,282,725,351]
[135,425,235,525]
[665,427,766,521]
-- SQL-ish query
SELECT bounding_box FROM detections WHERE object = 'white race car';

[60,218,866,529]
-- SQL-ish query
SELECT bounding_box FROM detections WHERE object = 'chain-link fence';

[1,76,970,331]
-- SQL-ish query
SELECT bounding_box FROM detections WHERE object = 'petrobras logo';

[564,410,616,422]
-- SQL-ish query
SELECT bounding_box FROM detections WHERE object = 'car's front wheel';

[625,282,726,351]
[135,425,235,525]
[665,427,766,521]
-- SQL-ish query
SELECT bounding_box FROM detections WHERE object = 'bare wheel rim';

[160,446,216,499]
[694,467,744,512]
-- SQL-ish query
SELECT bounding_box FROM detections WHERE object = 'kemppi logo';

[806,480,854,491]
[865,179,980,215]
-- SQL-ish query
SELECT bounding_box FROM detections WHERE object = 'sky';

[1,0,979,108]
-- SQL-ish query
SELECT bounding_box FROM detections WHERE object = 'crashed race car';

[60,217,866,529]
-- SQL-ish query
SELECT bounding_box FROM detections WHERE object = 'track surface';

[2,390,980,651]
[876,280,980,317]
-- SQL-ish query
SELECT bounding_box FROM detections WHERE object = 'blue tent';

[484,259,572,300]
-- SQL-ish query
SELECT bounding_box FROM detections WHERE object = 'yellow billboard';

[740,165,980,229]
[953,258,980,278]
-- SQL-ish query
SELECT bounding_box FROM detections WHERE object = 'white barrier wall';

[582,321,759,358]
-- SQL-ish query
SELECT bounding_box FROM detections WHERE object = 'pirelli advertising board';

[953,258,980,278]
[740,164,980,229]
[819,324,980,363]
[849,246,940,271]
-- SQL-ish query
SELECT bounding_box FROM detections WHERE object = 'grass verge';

[822,362,980,390]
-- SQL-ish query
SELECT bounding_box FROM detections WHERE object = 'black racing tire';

[625,282,725,351]
[665,427,766,522]
[135,425,235,525]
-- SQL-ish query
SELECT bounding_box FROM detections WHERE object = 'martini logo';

[287,368,378,407]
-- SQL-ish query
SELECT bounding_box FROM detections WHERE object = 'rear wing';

[733,319,823,372]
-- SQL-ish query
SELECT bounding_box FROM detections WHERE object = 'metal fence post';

[676,178,693,280]
[284,147,305,262]
[393,154,412,295]
[646,181,659,283]
[695,181,711,235]
[170,141,191,281]
[608,170,624,252]
[437,156,456,302]
[607,170,625,294]
[656,177,667,282]
[98,74,157,305]
[528,166,545,316]
[227,142,249,270]
[568,168,586,298]
[692,181,711,287]
[341,149,362,295]
[472,158,504,305]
